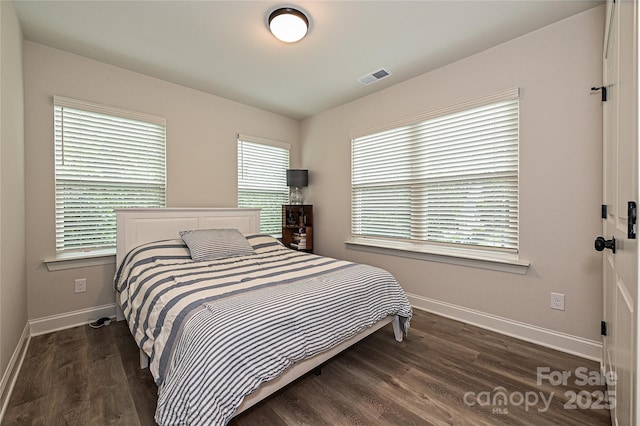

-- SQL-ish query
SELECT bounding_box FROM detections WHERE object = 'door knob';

[595,236,616,253]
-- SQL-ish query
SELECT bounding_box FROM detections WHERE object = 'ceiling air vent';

[358,68,392,86]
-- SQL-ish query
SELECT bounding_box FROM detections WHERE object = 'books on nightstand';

[290,230,307,250]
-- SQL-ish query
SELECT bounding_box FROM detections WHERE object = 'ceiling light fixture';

[268,7,309,43]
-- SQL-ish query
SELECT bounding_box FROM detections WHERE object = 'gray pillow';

[179,228,255,261]
[244,233,286,254]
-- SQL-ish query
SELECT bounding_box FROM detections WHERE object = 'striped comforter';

[114,234,412,426]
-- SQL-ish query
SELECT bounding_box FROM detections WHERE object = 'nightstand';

[282,205,313,252]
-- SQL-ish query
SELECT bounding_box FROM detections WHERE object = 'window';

[54,97,166,253]
[351,88,519,254]
[237,135,290,234]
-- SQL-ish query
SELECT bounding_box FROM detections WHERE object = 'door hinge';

[601,320,607,336]
[602,204,608,219]
[628,201,637,239]
[591,86,608,102]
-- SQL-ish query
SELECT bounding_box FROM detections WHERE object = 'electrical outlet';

[551,292,565,311]
[74,278,87,293]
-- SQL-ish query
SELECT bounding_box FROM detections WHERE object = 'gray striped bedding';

[114,234,412,425]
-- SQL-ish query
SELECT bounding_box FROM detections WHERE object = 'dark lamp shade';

[286,169,308,187]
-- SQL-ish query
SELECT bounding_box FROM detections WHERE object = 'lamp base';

[290,187,303,205]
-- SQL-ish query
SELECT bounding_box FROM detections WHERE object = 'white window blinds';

[237,135,290,234]
[351,88,519,252]
[54,96,166,253]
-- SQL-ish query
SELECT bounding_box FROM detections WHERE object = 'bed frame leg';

[140,349,150,369]
[392,315,404,342]
[115,295,125,321]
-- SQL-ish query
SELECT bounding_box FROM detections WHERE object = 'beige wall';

[1,0,27,378]
[301,7,604,342]
[23,42,300,320]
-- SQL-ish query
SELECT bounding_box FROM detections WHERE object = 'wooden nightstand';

[282,205,313,252]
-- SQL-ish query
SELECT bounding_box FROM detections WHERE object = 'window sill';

[345,238,530,275]
[44,249,116,272]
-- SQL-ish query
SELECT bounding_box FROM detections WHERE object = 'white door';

[600,1,638,425]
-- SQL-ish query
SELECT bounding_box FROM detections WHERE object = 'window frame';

[347,88,528,274]
[237,134,290,235]
[52,96,167,256]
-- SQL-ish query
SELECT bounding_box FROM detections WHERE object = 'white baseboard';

[29,304,117,336]
[408,293,603,362]
[0,322,30,423]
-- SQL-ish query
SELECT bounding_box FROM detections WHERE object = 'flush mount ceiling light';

[268,7,309,43]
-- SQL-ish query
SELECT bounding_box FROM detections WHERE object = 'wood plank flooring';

[3,310,611,425]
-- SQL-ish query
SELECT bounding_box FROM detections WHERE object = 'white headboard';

[115,208,261,267]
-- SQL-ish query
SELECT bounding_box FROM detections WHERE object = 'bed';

[114,208,412,425]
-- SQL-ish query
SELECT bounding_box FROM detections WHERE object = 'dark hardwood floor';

[3,310,611,425]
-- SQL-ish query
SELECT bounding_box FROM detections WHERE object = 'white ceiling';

[13,0,602,120]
